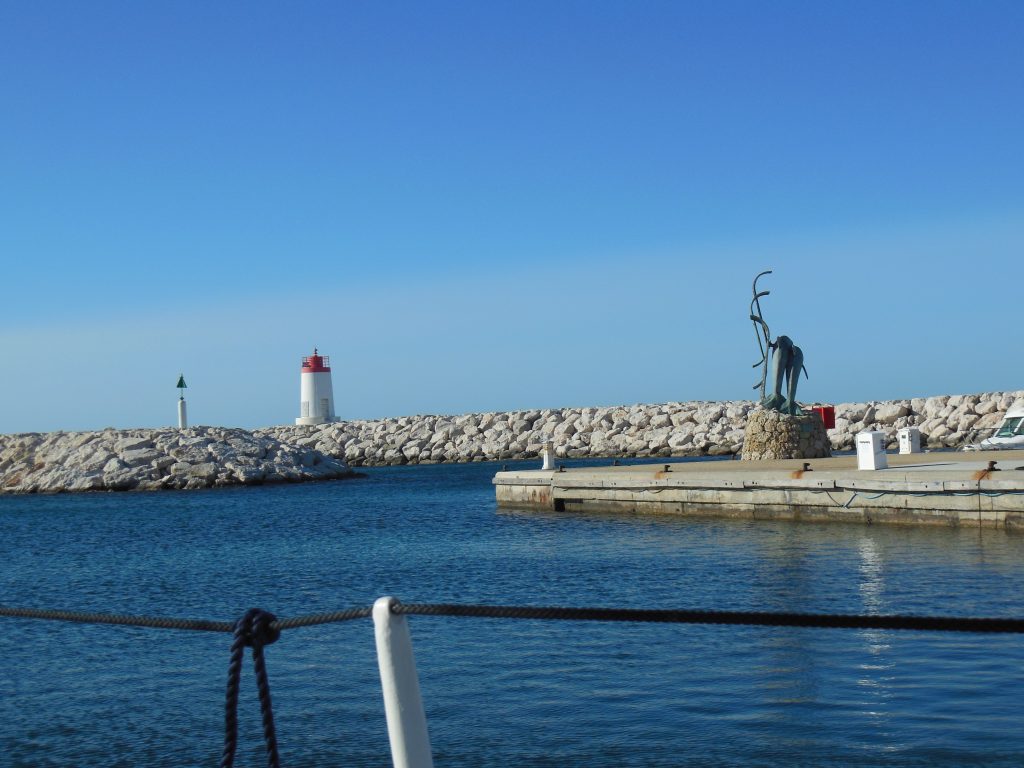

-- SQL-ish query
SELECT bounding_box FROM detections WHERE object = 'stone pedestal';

[741,408,831,461]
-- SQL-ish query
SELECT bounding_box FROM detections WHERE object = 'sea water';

[2,458,1024,767]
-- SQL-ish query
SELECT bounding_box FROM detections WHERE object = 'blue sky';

[1,1,1021,432]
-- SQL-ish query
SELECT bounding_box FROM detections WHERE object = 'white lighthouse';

[295,348,339,426]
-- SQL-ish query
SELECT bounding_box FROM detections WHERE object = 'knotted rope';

[221,608,281,768]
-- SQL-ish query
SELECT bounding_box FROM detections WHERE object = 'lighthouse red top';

[301,348,331,373]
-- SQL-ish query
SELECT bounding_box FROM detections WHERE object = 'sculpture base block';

[741,409,832,461]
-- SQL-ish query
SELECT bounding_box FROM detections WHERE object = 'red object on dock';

[812,406,836,429]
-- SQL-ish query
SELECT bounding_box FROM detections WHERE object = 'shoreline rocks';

[2,390,1021,493]
[0,426,354,494]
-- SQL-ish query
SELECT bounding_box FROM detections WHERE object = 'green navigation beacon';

[176,374,188,428]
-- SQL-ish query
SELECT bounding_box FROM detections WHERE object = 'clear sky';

[1,1,1021,433]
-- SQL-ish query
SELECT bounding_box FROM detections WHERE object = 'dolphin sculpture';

[750,271,807,415]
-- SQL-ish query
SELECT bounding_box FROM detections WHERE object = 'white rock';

[873,403,909,425]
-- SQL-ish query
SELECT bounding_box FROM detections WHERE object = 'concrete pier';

[493,450,1024,528]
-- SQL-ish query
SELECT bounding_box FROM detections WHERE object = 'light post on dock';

[541,438,555,470]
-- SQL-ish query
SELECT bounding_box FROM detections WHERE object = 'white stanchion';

[373,597,434,768]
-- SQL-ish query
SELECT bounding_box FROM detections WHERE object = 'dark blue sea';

[2,457,1024,767]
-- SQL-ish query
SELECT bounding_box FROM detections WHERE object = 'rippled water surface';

[3,457,1024,766]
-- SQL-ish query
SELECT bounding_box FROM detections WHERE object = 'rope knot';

[235,607,280,648]
[222,608,281,768]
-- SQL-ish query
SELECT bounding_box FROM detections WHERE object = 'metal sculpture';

[750,270,807,415]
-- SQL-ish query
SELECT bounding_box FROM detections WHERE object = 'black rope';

[221,609,281,768]
[6,597,1024,768]
[0,605,372,633]
[4,601,1024,634]
[4,601,1024,635]
[0,605,234,632]
[392,603,1024,634]
[274,606,373,630]
[12,598,1024,768]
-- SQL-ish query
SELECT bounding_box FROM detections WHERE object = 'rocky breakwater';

[259,400,755,466]
[826,390,1024,452]
[0,426,353,494]
[261,389,1024,467]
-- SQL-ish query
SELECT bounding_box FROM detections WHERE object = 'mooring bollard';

[373,597,434,768]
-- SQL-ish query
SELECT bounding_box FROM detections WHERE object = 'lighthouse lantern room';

[295,348,339,426]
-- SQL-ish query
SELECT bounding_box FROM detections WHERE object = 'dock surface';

[493,450,1024,527]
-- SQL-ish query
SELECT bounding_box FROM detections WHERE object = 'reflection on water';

[857,536,886,613]
[854,536,898,750]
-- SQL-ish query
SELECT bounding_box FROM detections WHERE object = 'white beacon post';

[176,374,188,429]
[295,348,339,426]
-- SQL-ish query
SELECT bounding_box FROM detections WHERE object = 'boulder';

[873,403,909,425]
[121,448,161,466]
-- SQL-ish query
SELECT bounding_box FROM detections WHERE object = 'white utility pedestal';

[897,427,921,454]
[856,431,888,470]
